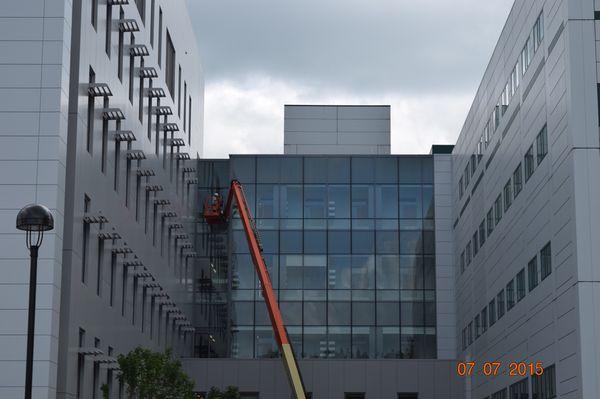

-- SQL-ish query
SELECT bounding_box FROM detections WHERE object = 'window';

[462,327,467,350]
[135,0,145,23]
[488,298,496,326]
[541,241,552,280]
[516,268,526,301]
[177,66,182,115]
[157,8,163,66]
[474,314,481,338]
[101,97,109,172]
[510,378,528,399]
[536,125,548,164]
[109,254,116,306]
[472,231,479,257]
[96,237,104,296]
[117,8,124,80]
[467,321,473,345]
[506,279,515,310]
[460,251,465,274]
[479,220,486,246]
[491,388,507,399]
[92,338,101,399]
[345,393,365,399]
[76,328,85,399]
[150,0,156,46]
[459,177,464,199]
[513,163,523,198]
[521,37,531,75]
[494,194,502,225]
[484,121,490,148]
[129,34,135,103]
[121,264,128,316]
[497,289,505,319]
[464,165,470,187]
[82,195,91,283]
[138,58,144,121]
[87,67,95,154]
[504,179,512,211]
[533,13,544,52]
[487,208,494,236]
[91,0,98,29]
[532,364,555,399]
[481,307,488,332]
[493,103,500,131]
[165,31,176,98]
[471,154,477,175]
[105,2,112,57]
[528,256,538,292]
[398,394,418,399]
[183,82,187,131]
[466,242,472,266]
[525,145,535,181]
[188,96,192,144]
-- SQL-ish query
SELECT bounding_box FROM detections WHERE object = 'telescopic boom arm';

[203,180,307,399]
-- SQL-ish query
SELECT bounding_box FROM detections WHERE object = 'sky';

[186,0,515,158]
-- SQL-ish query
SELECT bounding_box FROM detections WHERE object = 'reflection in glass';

[255,327,279,358]
[328,231,351,254]
[280,301,302,325]
[352,185,374,218]
[422,185,434,218]
[352,230,374,254]
[280,185,302,218]
[280,231,302,254]
[401,301,424,326]
[399,185,422,219]
[400,255,422,290]
[303,302,326,325]
[328,255,351,289]
[327,185,350,218]
[232,327,254,358]
[400,231,422,254]
[232,254,254,289]
[352,302,375,325]
[232,302,254,325]
[280,255,302,289]
[304,231,326,254]
[351,255,375,289]
[303,255,326,289]
[376,185,398,218]
[376,255,400,289]
[377,301,400,325]
[328,301,351,325]
[352,327,376,358]
[303,327,327,358]
[376,327,400,358]
[256,185,279,218]
[327,326,351,358]
[304,185,326,218]
[376,231,399,254]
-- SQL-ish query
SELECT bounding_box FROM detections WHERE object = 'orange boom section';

[203,180,307,399]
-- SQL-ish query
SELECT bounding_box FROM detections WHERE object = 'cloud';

[187,0,515,158]
[203,76,472,158]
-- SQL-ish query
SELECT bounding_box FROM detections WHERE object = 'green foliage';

[117,347,195,399]
[207,386,241,399]
[100,383,110,399]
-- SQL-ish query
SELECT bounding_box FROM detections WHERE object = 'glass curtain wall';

[200,155,436,359]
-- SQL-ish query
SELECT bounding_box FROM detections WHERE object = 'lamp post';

[16,204,54,399]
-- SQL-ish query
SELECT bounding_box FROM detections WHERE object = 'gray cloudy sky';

[186,0,514,158]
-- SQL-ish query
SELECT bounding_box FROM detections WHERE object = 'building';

[0,0,203,398]
[453,0,599,398]
[284,105,391,155]
[184,106,462,398]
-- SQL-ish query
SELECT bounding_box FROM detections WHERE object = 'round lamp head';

[16,204,54,232]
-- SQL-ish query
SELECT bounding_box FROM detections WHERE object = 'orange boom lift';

[203,180,307,399]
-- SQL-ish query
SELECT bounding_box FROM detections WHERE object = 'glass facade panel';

[200,155,436,359]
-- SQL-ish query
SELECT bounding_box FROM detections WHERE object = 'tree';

[117,347,195,399]
[207,386,241,399]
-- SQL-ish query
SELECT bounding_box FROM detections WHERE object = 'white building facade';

[0,0,203,397]
[453,0,600,398]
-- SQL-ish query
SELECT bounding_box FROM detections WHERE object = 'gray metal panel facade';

[452,0,599,398]
[0,0,204,397]
[284,105,391,155]
[182,358,464,399]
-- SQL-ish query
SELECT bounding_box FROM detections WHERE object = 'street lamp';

[16,204,54,399]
